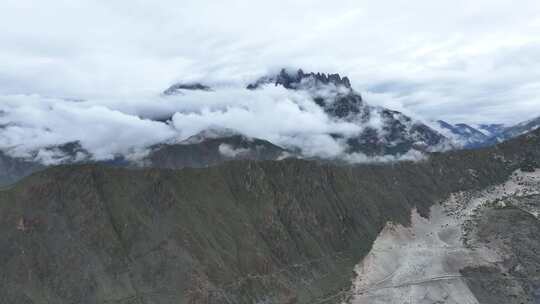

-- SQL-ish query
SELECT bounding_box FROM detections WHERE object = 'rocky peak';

[247,68,352,90]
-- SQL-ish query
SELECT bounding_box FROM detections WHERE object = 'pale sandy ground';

[345,169,540,304]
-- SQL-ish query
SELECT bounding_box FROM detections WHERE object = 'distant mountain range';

[1,69,539,187]
[436,116,540,148]
[435,121,489,148]
[483,116,540,145]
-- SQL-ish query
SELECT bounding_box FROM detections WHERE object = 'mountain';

[143,130,291,169]
[1,128,539,304]
[475,123,506,137]
[435,120,490,148]
[436,117,540,149]
[484,116,540,146]
[248,69,450,156]
[0,141,90,187]
[0,131,291,187]
[0,151,44,187]
[0,69,453,186]
[247,68,352,91]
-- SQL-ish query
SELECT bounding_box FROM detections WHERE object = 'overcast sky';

[1,0,539,125]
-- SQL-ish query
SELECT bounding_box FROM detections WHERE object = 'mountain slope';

[1,128,539,304]
[435,116,540,149]
[0,141,90,187]
[144,131,289,169]
[436,120,489,148]
[0,151,44,187]
[475,123,505,137]
[0,131,290,187]
[484,115,540,146]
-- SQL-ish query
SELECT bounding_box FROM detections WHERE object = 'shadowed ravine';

[0,129,539,304]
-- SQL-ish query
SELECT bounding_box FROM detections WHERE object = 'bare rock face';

[247,68,352,90]
[346,166,540,304]
[462,204,540,304]
[248,69,361,120]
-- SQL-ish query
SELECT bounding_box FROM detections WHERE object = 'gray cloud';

[0,0,539,143]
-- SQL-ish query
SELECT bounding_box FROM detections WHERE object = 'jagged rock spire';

[247,68,353,90]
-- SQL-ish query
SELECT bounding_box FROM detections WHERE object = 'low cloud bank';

[0,94,176,161]
[0,85,427,164]
[344,149,427,164]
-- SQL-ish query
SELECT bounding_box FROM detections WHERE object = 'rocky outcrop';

[247,68,352,90]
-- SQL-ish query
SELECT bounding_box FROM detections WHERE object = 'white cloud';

[218,144,249,158]
[344,149,427,164]
[0,94,177,161]
[0,0,539,162]
[0,85,364,161]
[0,1,538,125]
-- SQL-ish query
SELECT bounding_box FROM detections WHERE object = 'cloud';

[0,0,539,163]
[218,144,249,158]
[0,0,539,125]
[344,149,427,164]
[167,86,362,156]
[0,94,176,160]
[0,85,363,162]
[0,84,425,164]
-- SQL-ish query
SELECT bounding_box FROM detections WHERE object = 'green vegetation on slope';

[0,129,538,304]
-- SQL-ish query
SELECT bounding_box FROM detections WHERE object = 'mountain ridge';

[437,116,540,148]
[1,127,539,304]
